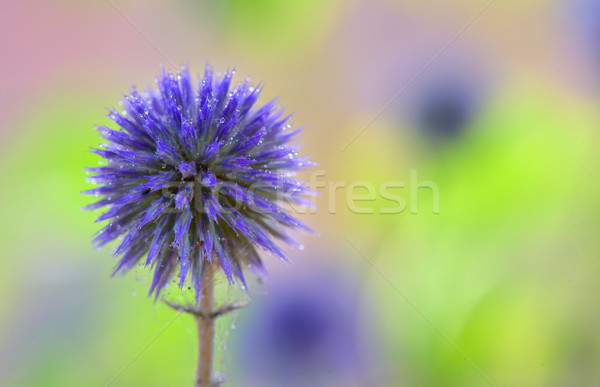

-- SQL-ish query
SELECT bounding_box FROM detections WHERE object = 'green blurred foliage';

[188,0,340,57]
[366,85,600,385]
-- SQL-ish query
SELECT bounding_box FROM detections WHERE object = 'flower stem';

[195,263,215,387]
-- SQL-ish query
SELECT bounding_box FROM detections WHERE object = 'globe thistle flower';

[411,79,480,140]
[232,269,378,387]
[572,0,600,65]
[84,65,313,301]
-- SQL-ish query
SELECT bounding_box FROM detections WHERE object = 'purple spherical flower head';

[232,270,376,387]
[412,80,479,140]
[84,65,314,301]
[574,0,600,63]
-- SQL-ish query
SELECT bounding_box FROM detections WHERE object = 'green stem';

[195,263,215,387]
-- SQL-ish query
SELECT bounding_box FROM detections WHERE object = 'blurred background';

[1,0,600,386]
